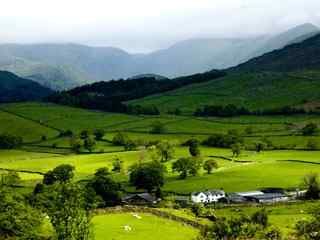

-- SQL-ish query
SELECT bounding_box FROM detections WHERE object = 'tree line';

[46,71,225,114]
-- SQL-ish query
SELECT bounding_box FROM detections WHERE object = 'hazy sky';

[1,0,320,52]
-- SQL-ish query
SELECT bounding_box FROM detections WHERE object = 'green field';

[92,213,199,240]
[0,102,319,193]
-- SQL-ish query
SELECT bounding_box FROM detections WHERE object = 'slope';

[0,71,53,102]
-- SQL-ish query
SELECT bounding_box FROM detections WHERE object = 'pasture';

[92,213,199,240]
[0,102,319,193]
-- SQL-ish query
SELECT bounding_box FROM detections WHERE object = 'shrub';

[302,123,318,136]
[150,121,167,134]
[0,134,23,149]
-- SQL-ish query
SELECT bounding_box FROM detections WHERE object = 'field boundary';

[94,206,205,229]
[0,167,45,175]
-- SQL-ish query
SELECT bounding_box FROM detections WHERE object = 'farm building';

[122,193,159,205]
[191,190,225,203]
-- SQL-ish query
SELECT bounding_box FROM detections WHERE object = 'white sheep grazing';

[124,225,132,232]
[133,213,142,219]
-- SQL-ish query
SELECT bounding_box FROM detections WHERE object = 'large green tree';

[0,173,43,240]
[129,161,165,192]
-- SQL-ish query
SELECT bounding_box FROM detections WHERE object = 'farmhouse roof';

[122,193,156,203]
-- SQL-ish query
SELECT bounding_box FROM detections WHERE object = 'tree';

[255,141,266,153]
[156,140,175,162]
[251,208,268,228]
[43,164,75,185]
[93,129,105,141]
[88,168,122,206]
[295,206,320,240]
[172,157,201,179]
[112,157,123,173]
[303,173,320,200]
[302,123,318,136]
[94,167,110,178]
[189,139,201,157]
[245,126,254,135]
[84,136,96,152]
[80,130,90,139]
[307,139,318,150]
[0,133,23,149]
[0,182,43,239]
[112,132,128,146]
[70,136,82,153]
[203,160,218,174]
[37,183,93,240]
[129,161,165,192]
[150,121,167,134]
[231,143,242,158]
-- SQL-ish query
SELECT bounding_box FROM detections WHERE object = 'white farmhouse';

[191,190,225,203]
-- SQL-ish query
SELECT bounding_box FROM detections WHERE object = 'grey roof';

[122,193,156,202]
[247,193,286,200]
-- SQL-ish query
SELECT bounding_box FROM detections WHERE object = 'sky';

[1,0,320,53]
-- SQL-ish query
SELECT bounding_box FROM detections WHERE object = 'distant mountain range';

[0,71,53,102]
[130,32,320,113]
[0,23,318,90]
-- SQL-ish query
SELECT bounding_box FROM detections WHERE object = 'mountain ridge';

[0,23,317,90]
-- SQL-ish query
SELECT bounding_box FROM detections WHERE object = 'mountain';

[244,23,319,61]
[231,33,320,72]
[0,71,53,102]
[130,32,320,114]
[0,23,318,90]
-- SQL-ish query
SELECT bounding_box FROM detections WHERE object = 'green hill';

[0,71,53,102]
[128,71,320,113]
[129,33,320,114]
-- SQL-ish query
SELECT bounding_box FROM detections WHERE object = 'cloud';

[0,0,319,52]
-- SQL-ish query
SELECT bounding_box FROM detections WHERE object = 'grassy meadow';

[92,213,199,240]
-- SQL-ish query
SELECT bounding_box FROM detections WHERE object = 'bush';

[203,160,218,174]
[202,131,243,148]
[93,129,105,140]
[0,134,23,149]
[150,121,167,134]
[43,164,75,185]
[303,173,320,200]
[112,132,129,146]
[307,139,319,150]
[251,209,268,228]
[302,123,318,136]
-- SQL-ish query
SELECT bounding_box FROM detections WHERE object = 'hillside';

[129,71,320,114]
[129,32,320,114]
[47,70,226,113]
[0,24,317,90]
[0,71,53,102]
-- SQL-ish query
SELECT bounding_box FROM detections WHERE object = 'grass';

[2,102,320,150]
[213,201,318,235]
[0,109,58,142]
[129,71,320,113]
[92,213,199,240]
[0,102,319,193]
